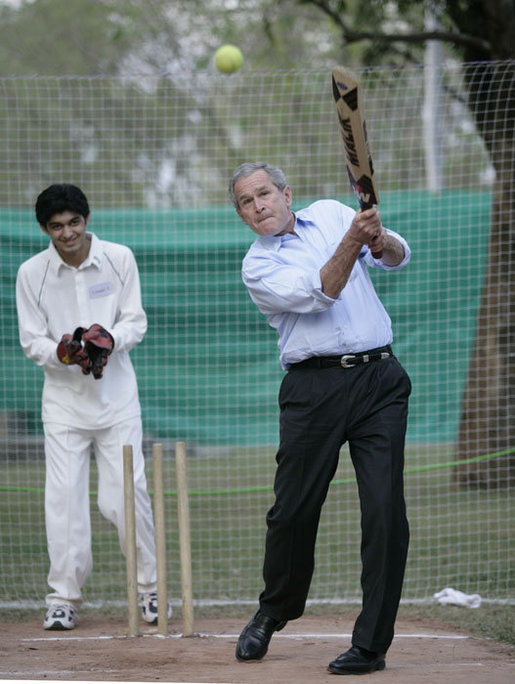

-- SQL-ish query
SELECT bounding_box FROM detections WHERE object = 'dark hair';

[35,184,90,225]
[228,162,288,208]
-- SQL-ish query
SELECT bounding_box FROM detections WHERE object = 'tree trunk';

[452,61,515,488]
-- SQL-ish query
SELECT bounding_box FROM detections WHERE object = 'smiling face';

[41,210,91,267]
[234,169,295,237]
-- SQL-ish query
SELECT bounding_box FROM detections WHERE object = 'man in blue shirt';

[230,162,412,675]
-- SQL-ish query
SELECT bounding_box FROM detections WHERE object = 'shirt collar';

[49,232,102,274]
[255,212,307,252]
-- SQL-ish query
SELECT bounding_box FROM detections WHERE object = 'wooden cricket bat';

[332,66,382,257]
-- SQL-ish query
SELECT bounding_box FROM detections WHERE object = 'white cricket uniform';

[16,233,157,606]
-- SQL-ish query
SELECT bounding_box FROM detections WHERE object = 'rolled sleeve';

[243,262,335,316]
[364,229,411,269]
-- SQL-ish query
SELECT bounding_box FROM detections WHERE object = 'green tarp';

[0,190,490,445]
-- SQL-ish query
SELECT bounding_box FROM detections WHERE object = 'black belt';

[290,345,393,370]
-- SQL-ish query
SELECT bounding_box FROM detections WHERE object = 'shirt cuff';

[311,269,339,304]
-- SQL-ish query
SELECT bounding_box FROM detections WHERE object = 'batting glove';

[56,327,90,374]
[82,324,115,379]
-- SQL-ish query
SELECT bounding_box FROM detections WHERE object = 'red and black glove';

[56,327,90,374]
[82,324,115,379]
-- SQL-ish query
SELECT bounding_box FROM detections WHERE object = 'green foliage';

[0,0,512,80]
[0,0,139,76]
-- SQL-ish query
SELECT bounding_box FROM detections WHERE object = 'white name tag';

[89,281,113,299]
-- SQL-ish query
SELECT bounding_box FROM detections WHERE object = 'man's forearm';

[379,234,405,266]
[320,234,362,299]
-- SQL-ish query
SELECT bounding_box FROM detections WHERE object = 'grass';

[397,603,515,645]
[2,602,513,647]
[0,442,513,644]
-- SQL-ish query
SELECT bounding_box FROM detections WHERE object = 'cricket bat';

[331,66,382,257]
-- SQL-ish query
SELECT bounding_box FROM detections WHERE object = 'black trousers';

[258,355,411,653]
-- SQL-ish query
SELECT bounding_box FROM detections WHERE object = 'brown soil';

[0,614,513,683]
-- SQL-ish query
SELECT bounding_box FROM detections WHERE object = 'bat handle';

[360,202,383,258]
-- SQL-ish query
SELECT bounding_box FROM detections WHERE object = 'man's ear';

[84,213,91,227]
[39,223,49,236]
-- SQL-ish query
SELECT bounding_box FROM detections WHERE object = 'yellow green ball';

[215,45,244,74]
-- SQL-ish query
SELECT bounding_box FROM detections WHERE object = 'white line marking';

[0,671,119,676]
[23,632,470,642]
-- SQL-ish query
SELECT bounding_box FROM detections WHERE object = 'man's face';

[40,211,91,266]
[234,170,294,237]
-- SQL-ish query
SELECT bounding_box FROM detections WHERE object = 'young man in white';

[16,184,171,630]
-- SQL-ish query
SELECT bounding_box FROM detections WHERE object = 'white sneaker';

[43,603,76,630]
[139,591,172,624]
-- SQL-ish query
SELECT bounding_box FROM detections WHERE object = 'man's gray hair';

[228,162,288,208]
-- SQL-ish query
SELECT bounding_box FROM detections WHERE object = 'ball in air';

[215,44,244,74]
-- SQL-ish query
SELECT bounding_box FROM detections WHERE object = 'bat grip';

[360,201,383,258]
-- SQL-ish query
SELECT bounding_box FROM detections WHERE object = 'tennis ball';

[215,45,244,74]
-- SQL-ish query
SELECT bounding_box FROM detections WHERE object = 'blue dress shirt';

[241,199,411,369]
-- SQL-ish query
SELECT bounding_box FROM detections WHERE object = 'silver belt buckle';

[340,354,356,368]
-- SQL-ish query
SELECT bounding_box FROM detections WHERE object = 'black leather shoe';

[328,645,386,674]
[235,611,287,661]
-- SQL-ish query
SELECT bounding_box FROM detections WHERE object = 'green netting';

[1,188,490,446]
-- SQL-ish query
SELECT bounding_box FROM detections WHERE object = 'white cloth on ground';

[433,587,482,608]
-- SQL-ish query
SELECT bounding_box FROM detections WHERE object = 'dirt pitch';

[1,614,514,683]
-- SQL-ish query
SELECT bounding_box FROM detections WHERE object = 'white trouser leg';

[93,418,157,592]
[44,423,93,607]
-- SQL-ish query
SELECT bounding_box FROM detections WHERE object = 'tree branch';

[305,0,492,56]
[345,28,491,55]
